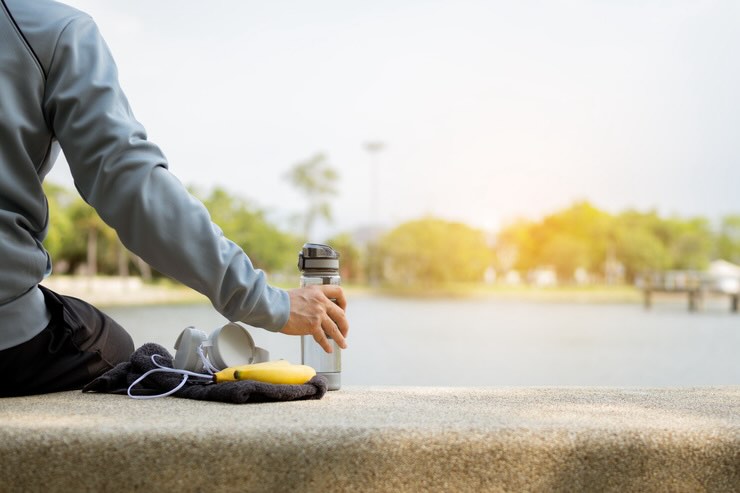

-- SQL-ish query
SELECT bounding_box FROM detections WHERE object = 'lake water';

[105,295,740,387]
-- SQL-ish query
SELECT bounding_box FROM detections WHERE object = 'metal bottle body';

[298,244,341,390]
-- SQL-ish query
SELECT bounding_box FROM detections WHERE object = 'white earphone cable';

[127,352,215,400]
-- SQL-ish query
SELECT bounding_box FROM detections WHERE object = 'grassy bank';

[42,276,208,307]
[275,279,644,303]
[43,275,646,306]
[369,283,643,303]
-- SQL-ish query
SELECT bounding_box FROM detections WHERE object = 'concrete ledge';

[1,387,738,492]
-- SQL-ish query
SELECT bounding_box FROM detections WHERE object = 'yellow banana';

[212,360,291,383]
[233,364,316,385]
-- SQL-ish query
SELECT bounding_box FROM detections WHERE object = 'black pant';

[0,286,134,397]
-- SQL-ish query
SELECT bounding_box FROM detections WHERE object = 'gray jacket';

[0,0,289,350]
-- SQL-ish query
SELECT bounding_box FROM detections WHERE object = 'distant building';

[574,267,590,285]
[503,270,521,285]
[708,259,740,294]
[527,267,557,287]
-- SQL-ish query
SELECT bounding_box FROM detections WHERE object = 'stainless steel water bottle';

[298,243,341,391]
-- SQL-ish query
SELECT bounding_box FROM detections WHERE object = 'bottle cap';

[298,243,339,271]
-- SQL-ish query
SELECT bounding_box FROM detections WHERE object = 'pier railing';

[637,271,740,312]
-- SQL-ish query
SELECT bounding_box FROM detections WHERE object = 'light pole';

[364,141,385,229]
[364,141,385,285]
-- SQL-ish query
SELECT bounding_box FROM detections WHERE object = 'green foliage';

[496,203,612,280]
[717,215,740,264]
[325,233,364,283]
[42,182,75,263]
[614,228,669,278]
[495,203,718,282]
[380,218,492,285]
[539,202,612,273]
[539,233,591,280]
[43,182,300,277]
[40,181,736,286]
[665,217,713,270]
[495,219,535,273]
[198,187,300,273]
[44,182,123,275]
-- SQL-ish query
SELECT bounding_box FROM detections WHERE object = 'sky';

[51,0,740,240]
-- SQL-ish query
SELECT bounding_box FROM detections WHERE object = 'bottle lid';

[298,243,339,271]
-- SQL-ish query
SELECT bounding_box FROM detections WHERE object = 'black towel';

[83,343,327,403]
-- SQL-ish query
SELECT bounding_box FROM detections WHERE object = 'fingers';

[282,285,349,354]
[321,286,349,349]
[312,325,334,353]
[325,301,349,338]
[310,315,345,354]
[320,284,347,310]
[314,289,348,351]
[322,312,347,349]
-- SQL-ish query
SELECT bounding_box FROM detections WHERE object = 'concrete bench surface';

[1,387,738,492]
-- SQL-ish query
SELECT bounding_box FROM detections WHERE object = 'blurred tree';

[614,211,712,273]
[200,187,298,273]
[40,181,732,285]
[67,198,118,276]
[536,202,612,274]
[539,233,591,282]
[613,210,670,280]
[716,215,740,264]
[668,218,713,270]
[44,182,135,276]
[380,218,492,285]
[43,182,299,277]
[42,182,75,271]
[495,219,536,273]
[284,153,339,240]
[496,202,611,281]
[613,225,669,280]
[326,233,364,283]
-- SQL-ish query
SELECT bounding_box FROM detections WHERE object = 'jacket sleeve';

[42,14,290,332]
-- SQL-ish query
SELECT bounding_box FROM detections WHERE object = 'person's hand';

[280,285,349,353]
